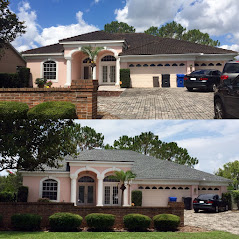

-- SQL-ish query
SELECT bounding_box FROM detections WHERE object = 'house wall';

[0,47,26,73]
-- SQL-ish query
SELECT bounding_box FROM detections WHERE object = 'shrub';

[18,67,30,87]
[132,190,142,206]
[37,198,51,203]
[123,214,151,231]
[120,69,131,88]
[0,191,15,202]
[27,101,77,120]
[85,213,115,231]
[153,214,180,232]
[0,214,3,226]
[11,214,42,231]
[0,101,29,120]
[17,186,28,202]
[49,212,82,232]
[231,190,239,209]
[222,192,232,210]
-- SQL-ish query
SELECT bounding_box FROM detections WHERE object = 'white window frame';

[41,59,58,82]
[39,177,60,202]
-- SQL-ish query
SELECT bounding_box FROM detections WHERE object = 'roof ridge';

[22,43,62,54]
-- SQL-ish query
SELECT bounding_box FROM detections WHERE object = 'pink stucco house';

[22,31,237,88]
[22,150,230,207]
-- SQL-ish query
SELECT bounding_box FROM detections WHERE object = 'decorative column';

[70,175,77,206]
[65,57,72,87]
[93,56,97,80]
[123,184,130,207]
[97,176,104,206]
[115,56,120,86]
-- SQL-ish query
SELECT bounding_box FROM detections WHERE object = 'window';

[172,187,177,190]
[158,187,164,189]
[180,63,185,66]
[104,176,120,182]
[185,187,190,190]
[202,188,206,190]
[209,63,214,66]
[172,63,178,67]
[78,176,94,183]
[145,186,150,189]
[83,58,91,63]
[129,64,135,67]
[42,179,58,201]
[138,186,144,189]
[216,63,222,66]
[101,55,116,62]
[178,187,183,190]
[165,64,170,67]
[157,64,163,67]
[143,64,149,67]
[150,64,156,67]
[208,188,213,191]
[136,64,142,67]
[214,188,219,191]
[152,186,157,189]
[195,63,199,67]
[43,61,56,80]
[165,187,170,190]
[201,63,207,66]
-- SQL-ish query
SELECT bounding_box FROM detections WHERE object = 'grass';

[0,231,238,239]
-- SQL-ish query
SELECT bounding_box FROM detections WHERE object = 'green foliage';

[123,214,151,231]
[0,191,15,202]
[49,213,82,232]
[104,21,135,33]
[11,214,42,231]
[153,214,180,231]
[85,213,115,231]
[35,78,47,87]
[222,192,232,210]
[27,102,77,120]
[0,171,22,193]
[215,161,239,189]
[37,198,51,203]
[231,191,239,209]
[17,186,28,202]
[120,69,131,88]
[0,120,77,172]
[0,101,29,120]
[131,191,142,206]
[17,67,30,87]
[109,132,198,167]
[144,21,220,47]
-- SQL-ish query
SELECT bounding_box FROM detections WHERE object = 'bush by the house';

[153,214,180,232]
[123,214,151,231]
[11,214,42,231]
[85,213,115,231]
[120,69,131,88]
[0,191,15,202]
[18,67,31,87]
[49,212,83,232]
[131,190,142,206]
[222,192,232,210]
[0,101,29,120]
[27,101,77,120]
[231,190,239,209]
[17,186,28,202]
[0,214,3,226]
[37,198,51,203]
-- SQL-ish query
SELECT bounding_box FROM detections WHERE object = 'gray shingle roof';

[51,150,230,183]
[22,31,237,55]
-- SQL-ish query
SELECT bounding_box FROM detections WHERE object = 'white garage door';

[140,186,191,207]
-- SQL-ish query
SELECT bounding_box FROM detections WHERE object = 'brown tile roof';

[22,31,237,55]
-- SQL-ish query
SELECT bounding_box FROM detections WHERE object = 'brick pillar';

[71,79,99,119]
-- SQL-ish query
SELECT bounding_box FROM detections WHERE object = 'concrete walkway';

[98,88,214,119]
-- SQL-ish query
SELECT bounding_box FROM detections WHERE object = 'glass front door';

[102,65,116,84]
[78,184,95,206]
[104,185,120,206]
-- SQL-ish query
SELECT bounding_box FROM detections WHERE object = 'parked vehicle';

[214,75,239,119]
[184,69,221,92]
[193,194,228,213]
[220,61,239,85]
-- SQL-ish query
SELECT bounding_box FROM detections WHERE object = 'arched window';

[78,176,95,183]
[43,60,56,80]
[202,188,206,190]
[216,63,222,66]
[157,64,163,67]
[136,64,142,67]
[208,188,213,191]
[138,186,144,189]
[178,187,183,190]
[165,64,170,67]
[103,176,120,182]
[209,63,214,66]
[158,187,164,189]
[143,64,149,67]
[165,187,170,190]
[214,188,219,191]
[195,63,199,67]
[129,64,135,67]
[150,64,156,67]
[172,187,177,190]
[152,186,157,189]
[180,63,185,66]
[145,186,150,189]
[185,187,190,190]
[42,179,58,200]
[101,55,116,62]
[172,63,178,67]
[201,63,207,66]
[83,58,91,64]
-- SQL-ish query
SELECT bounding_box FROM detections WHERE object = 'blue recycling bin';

[177,74,185,87]
[169,197,177,202]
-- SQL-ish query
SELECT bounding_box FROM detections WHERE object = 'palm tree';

[111,170,136,206]
[81,45,103,79]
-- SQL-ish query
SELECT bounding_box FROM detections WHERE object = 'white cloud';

[12,1,99,51]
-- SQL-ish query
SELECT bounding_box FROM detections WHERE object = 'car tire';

[214,99,227,119]
[194,209,199,213]
[187,87,193,92]
[225,205,229,211]
[215,206,219,213]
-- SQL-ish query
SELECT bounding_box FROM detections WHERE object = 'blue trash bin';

[169,197,177,202]
[177,74,185,87]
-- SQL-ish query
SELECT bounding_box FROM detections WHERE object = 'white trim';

[39,176,60,202]
[101,167,121,178]
[41,59,59,83]
[81,56,91,79]
[71,166,101,178]
[22,53,64,57]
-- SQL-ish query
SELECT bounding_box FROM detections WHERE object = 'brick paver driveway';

[184,210,239,235]
[98,88,214,119]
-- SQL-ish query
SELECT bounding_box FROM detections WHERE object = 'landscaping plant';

[222,192,232,210]
[231,190,239,209]
[49,212,83,232]
[17,186,28,202]
[153,214,180,231]
[0,191,15,202]
[85,213,115,231]
[120,69,131,88]
[131,190,142,206]
[123,214,151,231]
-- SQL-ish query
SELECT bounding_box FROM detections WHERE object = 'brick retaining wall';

[0,202,184,230]
[0,79,98,119]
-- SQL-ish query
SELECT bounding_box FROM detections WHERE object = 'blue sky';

[9,0,239,52]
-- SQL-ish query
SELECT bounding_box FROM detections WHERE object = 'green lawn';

[0,232,238,239]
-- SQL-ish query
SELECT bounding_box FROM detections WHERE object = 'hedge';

[49,212,83,232]
[153,214,180,232]
[27,101,77,120]
[17,186,28,202]
[85,213,115,231]
[231,190,239,209]
[120,69,131,88]
[132,190,142,206]
[37,198,51,203]
[11,214,42,231]
[0,214,3,226]
[123,214,151,231]
[0,101,29,120]
[222,192,232,210]
[18,67,31,88]
[0,191,15,202]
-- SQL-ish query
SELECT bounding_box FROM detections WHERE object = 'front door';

[78,184,94,206]
[102,65,116,84]
[104,185,120,206]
